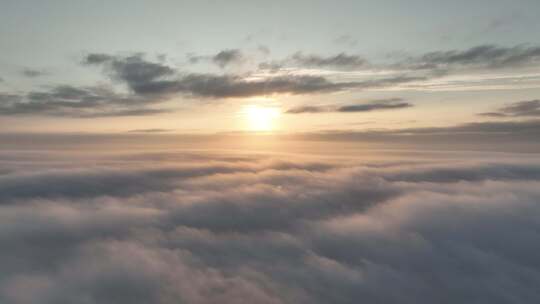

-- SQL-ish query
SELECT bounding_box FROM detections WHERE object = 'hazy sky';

[1,0,540,134]
[3,3,540,303]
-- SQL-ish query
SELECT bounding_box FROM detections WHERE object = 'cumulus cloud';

[479,99,540,117]
[286,98,412,114]
[1,146,540,303]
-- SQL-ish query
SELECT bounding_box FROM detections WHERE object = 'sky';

[1,0,540,135]
[2,2,540,304]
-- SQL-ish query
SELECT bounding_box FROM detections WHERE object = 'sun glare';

[241,105,281,132]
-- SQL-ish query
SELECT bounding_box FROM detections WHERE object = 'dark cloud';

[84,53,175,96]
[258,51,367,71]
[85,53,114,64]
[5,45,539,119]
[0,53,430,118]
[291,52,367,69]
[0,93,22,104]
[337,98,412,112]
[479,99,540,117]
[170,74,359,98]
[258,61,284,72]
[0,56,182,117]
[212,49,244,68]
[1,148,540,303]
[84,53,373,98]
[0,85,167,117]
[286,105,330,114]
[287,98,412,114]
[255,44,540,76]
[405,44,540,70]
[175,71,422,99]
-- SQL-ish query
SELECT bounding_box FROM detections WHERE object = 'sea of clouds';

[1,147,540,303]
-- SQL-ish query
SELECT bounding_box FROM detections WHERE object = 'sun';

[241,105,281,132]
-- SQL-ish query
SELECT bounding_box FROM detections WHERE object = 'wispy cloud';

[479,99,540,117]
[409,44,540,70]
[188,49,245,68]
[2,44,540,118]
[127,128,174,133]
[286,98,412,114]
[0,85,168,118]
[290,52,367,70]
[83,53,423,98]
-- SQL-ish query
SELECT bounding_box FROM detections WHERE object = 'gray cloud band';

[1,44,539,117]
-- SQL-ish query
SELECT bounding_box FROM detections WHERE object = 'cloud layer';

[84,53,421,99]
[1,147,540,303]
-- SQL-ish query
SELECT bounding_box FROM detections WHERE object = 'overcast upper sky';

[1,0,540,134]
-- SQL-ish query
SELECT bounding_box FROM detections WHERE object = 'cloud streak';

[286,98,412,114]
[290,52,367,70]
[401,44,540,70]
[84,53,424,99]
[479,99,540,117]
[0,85,168,117]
